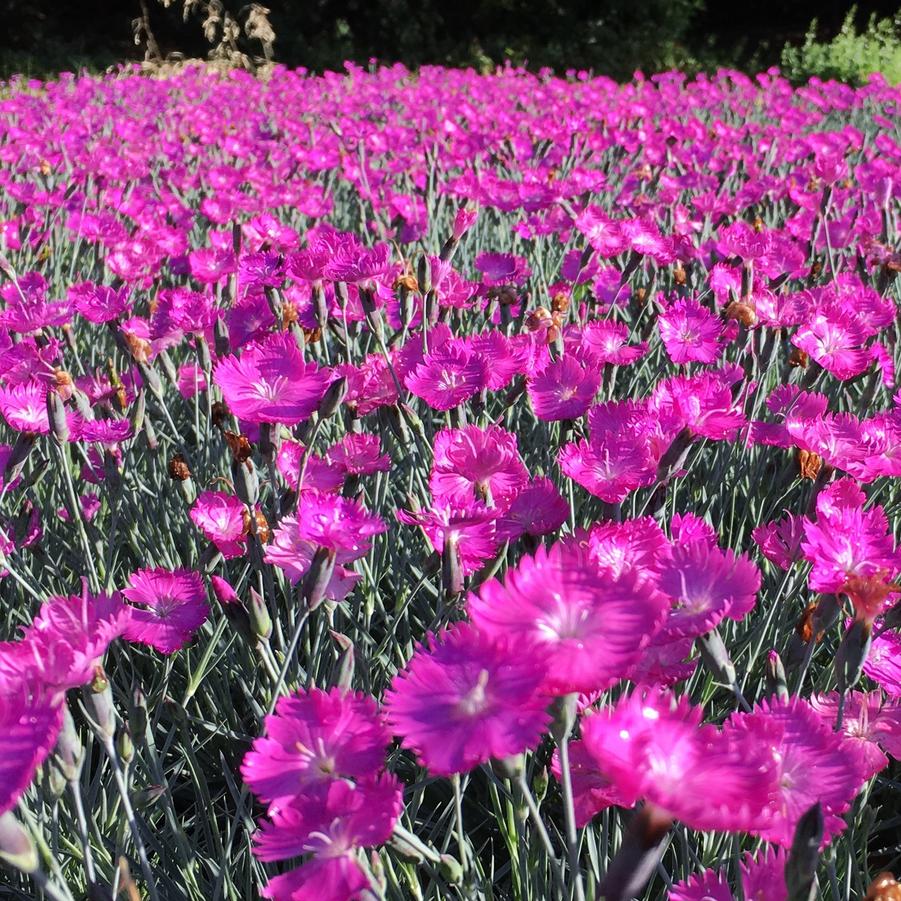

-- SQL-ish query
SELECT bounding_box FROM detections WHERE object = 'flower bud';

[835,618,873,695]
[318,377,348,420]
[232,457,259,506]
[331,630,355,689]
[55,707,84,781]
[441,535,463,600]
[697,628,737,687]
[214,316,230,357]
[785,802,823,901]
[130,689,148,748]
[0,812,38,875]
[87,679,117,739]
[302,546,337,610]
[248,588,272,641]
[765,650,790,702]
[439,854,464,885]
[417,255,432,295]
[46,390,69,443]
[865,872,901,901]
[117,727,134,764]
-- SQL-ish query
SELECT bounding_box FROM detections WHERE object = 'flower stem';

[557,731,586,901]
[516,770,566,899]
[452,774,468,872]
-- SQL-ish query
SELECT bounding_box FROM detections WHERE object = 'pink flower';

[550,739,630,826]
[452,206,479,241]
[579,320,647,366]
[326,433,391,476]
[649,370,746,441]
[241,688,388,811]
[255,776,402,901]
[792,312,869,381]
[657,542,761,637]
[0,678,63,816]
[723,696,870,847]
[0,381,49,433]
[671,846,788,901]
[864,626,901,696]
[69,282,130,324]
[809,691,901,778]
[190,491,247,558]
[384,623,550,775]
[586,517,669,581]
[474,252,531,286]
[402,488,498,566]
[468,542,668,694]
[122,569,209,655]
[293,493,385,563]
[753,514,805,570]
[404,343,486,411]
[214,332,329,425]
[801,479,899,594]
[264,521,359,599]
[528,353,601,420]
[21,585,131,691]
[658,298,722,365]
[496,477,569,542]
[559,403,657,503]
[276,441,344,494]
[177,364,208,399]
[582,689,774,832]
[430,425,528,509]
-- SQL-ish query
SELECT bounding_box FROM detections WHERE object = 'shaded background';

[0,0,899,79]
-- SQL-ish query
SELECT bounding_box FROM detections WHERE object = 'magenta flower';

[69,282,130,324]
[550,739,630,827]
[809,691,901,778]
[397,500,499,575]
[559,402,657,503]
[586,517,669,581]
[404,343,486,411]
[792,312,869,381]
[214,332,329,425]
[671,846,788,901]
[657,542,761,637]
[528,352,601,421]
[474,252,531,286]
[864,626,901,697]
[0,381,49,434]
[122,569,209,655]
[496,476,569,542]
[430,425,528,509]
[580,320,646,365]
[723,695,870,846]
[22,585,131,691]
[0,679,63,816]
[658,298,722,365]
[326,433,391,476]
[752,513,805,570]
[190,491,247,558]
[581,689,774,832]
[293,493,385,563]
[468,542,668,694]
[276,440,344,494]
[384,623,550,775]
[264,523,359,599]
[255,776,402,901]
[801,479,900,596]
[241,688,388,811]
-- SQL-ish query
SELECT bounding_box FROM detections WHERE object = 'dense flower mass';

[0,61,899,901]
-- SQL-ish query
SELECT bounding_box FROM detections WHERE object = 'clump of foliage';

[782,5,901,85]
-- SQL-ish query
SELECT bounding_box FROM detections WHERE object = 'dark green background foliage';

[0,0,899,79]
